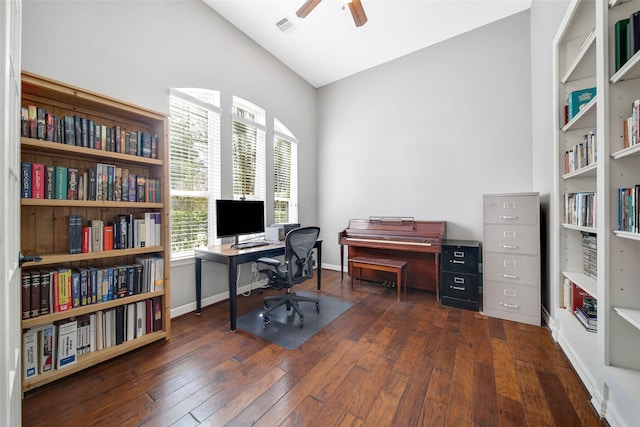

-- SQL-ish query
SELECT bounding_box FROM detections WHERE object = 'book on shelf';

[22,329,37,379]
[615,18,630,71]
[38,323,56,373]
[567,87,596,120]
[36,107,46,140]
[30,270,40,318]
[31,163,44,199]
[21,107,29,137]
[21,162,31,198]
[27,105,37,138]
[630,11,640,58]
[54,166,68,200]
[575,308,597,332]
[22,271,31,319]
[56,319,78,369]
[45,165,55,199]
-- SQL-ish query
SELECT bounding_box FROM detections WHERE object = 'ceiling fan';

[296,0,368,27]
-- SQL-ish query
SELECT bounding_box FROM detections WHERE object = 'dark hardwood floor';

[22,269,606,426]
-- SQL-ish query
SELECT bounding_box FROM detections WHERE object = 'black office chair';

[257,226,320,328]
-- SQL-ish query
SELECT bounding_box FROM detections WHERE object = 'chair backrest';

[285,226,320,285]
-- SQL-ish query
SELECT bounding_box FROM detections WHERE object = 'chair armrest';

[257,257,281,267]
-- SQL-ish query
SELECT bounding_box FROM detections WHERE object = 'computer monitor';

[215,199,265,245]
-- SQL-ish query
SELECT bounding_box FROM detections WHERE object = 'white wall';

[317,11,533,268]
[21,0,318,310]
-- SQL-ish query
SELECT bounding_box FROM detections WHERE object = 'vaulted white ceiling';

[203,0,532,88]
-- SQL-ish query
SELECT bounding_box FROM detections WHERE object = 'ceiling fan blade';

[348,0,367,27]
[296,0,322,18]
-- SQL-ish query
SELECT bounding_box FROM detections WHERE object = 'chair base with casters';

[262,289,319,328]
[257,226,321,328]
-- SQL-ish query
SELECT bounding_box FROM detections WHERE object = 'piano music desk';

[349,256,408,301]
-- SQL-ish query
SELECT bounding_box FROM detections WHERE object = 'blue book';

[90,268,98,304]
[21,162,31,198]
[71,270,81,308]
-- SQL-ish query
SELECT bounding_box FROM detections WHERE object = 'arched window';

[232,96,266,202]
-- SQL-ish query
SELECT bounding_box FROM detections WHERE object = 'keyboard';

[235,241,269,249]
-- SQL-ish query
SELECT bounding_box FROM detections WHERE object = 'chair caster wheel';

[263,316,270,327]
[315,303,320,313]
[299,318,304,328]
[263,303,269,309]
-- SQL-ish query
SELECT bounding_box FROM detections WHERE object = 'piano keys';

[339,217,446,294]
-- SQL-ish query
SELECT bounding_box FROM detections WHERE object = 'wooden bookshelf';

[19,71,171,392]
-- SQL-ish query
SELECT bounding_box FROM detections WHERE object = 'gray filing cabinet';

[483,192,541,326]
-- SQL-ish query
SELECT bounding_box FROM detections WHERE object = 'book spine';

[39,271,50,315]
[55,166,68,200]
[31,163,44,199]
[21,107,29,137]
[30,271,40,318]
[36,107,46,140]
[28,105,37,138]
[67,168,79,200]
[21,162,31,198]
[45,165,55,199]
[22,271,31,319]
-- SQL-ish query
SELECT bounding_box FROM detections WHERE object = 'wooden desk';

[194,240,322,331]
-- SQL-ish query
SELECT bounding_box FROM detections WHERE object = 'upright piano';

[339,217,446,294]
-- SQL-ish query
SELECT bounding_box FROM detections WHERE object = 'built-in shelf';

[613,230,640,241]
[614,307,640,330]
[611,143,640,160]
[562,223,597,234]
[561,96,597,132]
[21,245,165,267]
[562,162,597,179]
[561,29,596,83]
[610,50,640,84]
[563,270,597,298]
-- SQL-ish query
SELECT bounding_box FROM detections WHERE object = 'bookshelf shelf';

[614,307,640,330]
[610,49,640,83]
[561,96,597,132]
[21,138,164,166]
[561,29,596,84]
[22,290,164,329]
[562,270,597,298]
[610,143,640,160]
[19,71,171,393]
[561,223,597,234]
[21,331,166,392]
[562,162,597,179]
[21,198,163,209]
[21,246,165,268]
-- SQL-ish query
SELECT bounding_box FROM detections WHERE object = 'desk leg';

[229,260,237,332]
[195,256,202,314]
[317,241,322,290]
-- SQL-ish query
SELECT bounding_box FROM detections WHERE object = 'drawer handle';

[499,273,518,279]
[452,286,466,291]
[499,215,518,219]
[500,302,519,309]
[499,244,518,249]
[454,277,465,284]
[452,260,465,264]
[503,202,517,209]
[453,251,465,257]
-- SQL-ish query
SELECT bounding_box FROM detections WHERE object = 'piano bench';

[348,256,408,301]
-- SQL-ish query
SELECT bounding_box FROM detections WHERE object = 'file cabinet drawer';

[484,224,539,255]
[484,253,538,287]
[483,281,539,317]
[484,195,539,225]
[442,245,479,275]
[441,272,479,300]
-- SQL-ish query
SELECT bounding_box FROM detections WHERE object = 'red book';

[571,282,592,312]
[81,227,91,253]
[31,163,45,199]
[103,225,114,251]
